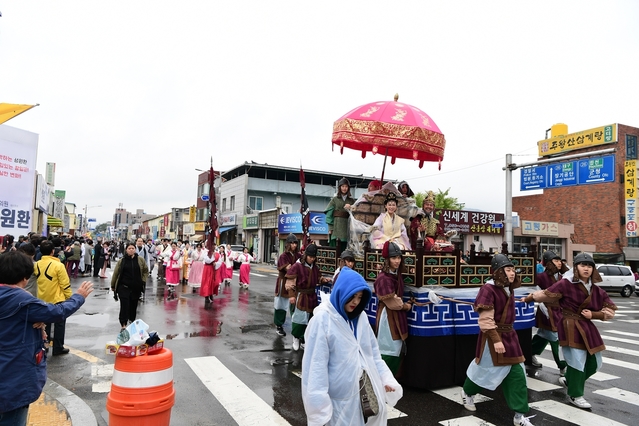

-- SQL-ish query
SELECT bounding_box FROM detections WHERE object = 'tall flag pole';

[300,163,311,250]
[207,157,219,252]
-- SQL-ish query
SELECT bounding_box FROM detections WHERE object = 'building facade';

[206,162,380,263]
[513,123,639,268]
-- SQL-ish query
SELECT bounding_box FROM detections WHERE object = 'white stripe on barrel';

[112,366,173,388]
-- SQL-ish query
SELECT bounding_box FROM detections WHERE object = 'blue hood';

[330,267,371,333]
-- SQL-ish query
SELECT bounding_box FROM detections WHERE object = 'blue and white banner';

[278,212,328,235]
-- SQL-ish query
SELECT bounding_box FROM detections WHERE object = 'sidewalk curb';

[44,378,97,426]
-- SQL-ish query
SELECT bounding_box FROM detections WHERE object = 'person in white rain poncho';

[302,267,402,426]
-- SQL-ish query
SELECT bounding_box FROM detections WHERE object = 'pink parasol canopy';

[332,95,446,181]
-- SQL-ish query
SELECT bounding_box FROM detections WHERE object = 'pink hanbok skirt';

[166,267,180,285]
[239,263,250,285]
[188,261,204,287]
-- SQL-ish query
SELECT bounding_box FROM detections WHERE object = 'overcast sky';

[2,1,638,224]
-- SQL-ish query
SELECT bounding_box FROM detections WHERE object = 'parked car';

[230,244,244,270]
[596,264,636,297]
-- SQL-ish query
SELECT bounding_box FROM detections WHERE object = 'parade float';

[311,95,536,389]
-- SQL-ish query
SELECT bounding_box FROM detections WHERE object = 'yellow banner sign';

[625,161,636,199]
[537,124,617,157]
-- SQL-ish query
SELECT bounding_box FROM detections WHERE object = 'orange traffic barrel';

[106,348,175,426]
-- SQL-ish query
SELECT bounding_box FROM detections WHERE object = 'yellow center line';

[68,346,102,364]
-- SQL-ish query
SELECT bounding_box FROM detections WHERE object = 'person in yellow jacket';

[34,240,73,355]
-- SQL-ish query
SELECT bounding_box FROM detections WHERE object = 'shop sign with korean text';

[625,160,637,237]
[434,209,505,235]
[537,124,617,157]
[0,125,38,236]
[521,220,559,236]
[244,215,259,229]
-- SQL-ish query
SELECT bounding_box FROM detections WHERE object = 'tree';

[95,222,110,234]
[414,188,464,210]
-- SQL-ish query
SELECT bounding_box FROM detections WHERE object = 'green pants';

[564,353,598,398]
[273,303,295,326]
[531,334,567,370]
[291,322,306,342]
[464,363,529,414]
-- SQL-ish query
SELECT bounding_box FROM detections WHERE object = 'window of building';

[230,196,235,211]
[197,207,209,222]
[281,203,292,214]
[249,196,263,211]
[539,237,563,259]
[513,236,534,255]
[222,198,226,212]
[628,237,639,248]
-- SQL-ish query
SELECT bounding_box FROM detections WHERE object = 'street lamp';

[83,204,102,234]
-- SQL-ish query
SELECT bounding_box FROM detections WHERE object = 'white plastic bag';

[125,319,150,346]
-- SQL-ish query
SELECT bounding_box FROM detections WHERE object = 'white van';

[596,264,636,297]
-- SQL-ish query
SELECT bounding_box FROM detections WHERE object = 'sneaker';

[292,337,300,351]
[558,376,567,387]
[531,355,542,368]
[276,326,286,337]
[570,396,591,409]
[559,367,566,376]
[514,414,536,426]
[461,389,476,411]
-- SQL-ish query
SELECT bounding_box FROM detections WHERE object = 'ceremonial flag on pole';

[207,158,219,252]
[300,164,311,250]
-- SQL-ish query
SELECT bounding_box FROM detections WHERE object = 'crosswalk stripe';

[430,386,492,405]
[289,370,408,419]
[251,272,267,277]
[186,356,291,425]
[602,356,639,371]
[438,415,496,425]
[619,319,639,324]
[536,355,619,381]
[530,399,628,426]
[611,310,639,313]
[602,334,639,346]
[526,376,561,391]
[605,330,639,338]
[603,345,639,357]
[593,387,639,407]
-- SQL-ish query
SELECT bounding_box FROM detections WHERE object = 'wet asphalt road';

[45,264,639,426]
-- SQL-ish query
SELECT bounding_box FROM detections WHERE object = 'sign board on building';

[627,135,637,160]
[45,162,56,186]
[520,155,616,191]
[537,124,617,157]
[221,214,236,226]
[277,212,328,234]
[183,223,195,235]
[434,209,505,235]
[521,220,559,236]
[244,215,259,229]
[194,222,206,231]
[625,160,637,237]
[0,126,39,236]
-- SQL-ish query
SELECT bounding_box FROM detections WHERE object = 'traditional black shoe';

[53,348,70,356]
[276,326,286,337]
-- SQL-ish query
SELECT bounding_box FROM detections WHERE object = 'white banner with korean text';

[0,125,38,237]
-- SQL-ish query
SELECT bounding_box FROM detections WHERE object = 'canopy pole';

[380,147,389,184]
